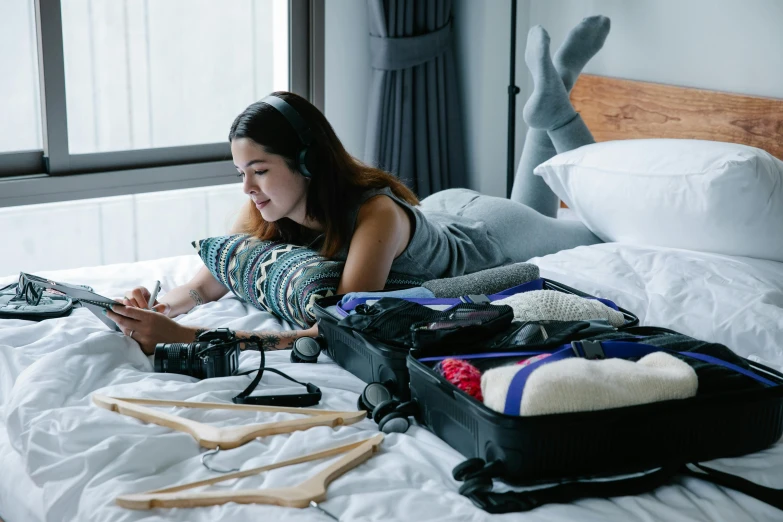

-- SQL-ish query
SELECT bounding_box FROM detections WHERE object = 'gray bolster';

[370,20,453,71]
[423,263,541,299]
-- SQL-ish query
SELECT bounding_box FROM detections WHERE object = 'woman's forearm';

[159,285,204,317]
[234,329,299,350]
[180,324,320,350]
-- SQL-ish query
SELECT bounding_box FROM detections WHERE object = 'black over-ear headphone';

[290,335,326,364]
[259,94,314,178]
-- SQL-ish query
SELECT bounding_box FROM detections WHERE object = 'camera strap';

[232,339,322,407]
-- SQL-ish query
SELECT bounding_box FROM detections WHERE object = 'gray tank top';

[333,187,511,280]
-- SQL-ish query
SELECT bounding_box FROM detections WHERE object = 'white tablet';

[20,272,124,331]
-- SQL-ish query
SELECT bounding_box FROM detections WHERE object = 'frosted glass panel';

[0,184,248,276]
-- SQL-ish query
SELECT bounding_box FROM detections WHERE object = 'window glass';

[0,0,42,153]
[61,0,289,154]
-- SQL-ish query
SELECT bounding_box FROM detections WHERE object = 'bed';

[1,75,783,522]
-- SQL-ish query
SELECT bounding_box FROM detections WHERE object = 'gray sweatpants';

[419,188,601,263]
[420,114,602,263]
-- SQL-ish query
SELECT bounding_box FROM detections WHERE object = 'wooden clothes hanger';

[116,433,384,510]
[92,394,366,450]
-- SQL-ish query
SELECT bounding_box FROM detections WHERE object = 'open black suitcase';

[312,279,783,513]
[407,324,783,481]
[406,329,783,511]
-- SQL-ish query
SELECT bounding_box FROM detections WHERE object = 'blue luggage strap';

[502,340,779,416]
[338,278,621,315]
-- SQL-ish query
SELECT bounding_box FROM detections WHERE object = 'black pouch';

[415,318,620,360]
[337,297,515,351]
[409,304,516,352]
[0,282,74,320]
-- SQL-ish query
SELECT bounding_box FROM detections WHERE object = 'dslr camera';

[154,328,242,379]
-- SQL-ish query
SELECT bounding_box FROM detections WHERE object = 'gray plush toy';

[422,262,540,298]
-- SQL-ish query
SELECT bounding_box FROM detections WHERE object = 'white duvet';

[1,243,782,522]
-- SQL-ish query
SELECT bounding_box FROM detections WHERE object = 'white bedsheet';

[1,245,781,522]
[529,243,783,370]
[0,420,44,522]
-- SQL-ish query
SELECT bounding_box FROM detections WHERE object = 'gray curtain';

[365,0,466,198]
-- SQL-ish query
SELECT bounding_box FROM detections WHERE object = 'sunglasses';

[16,273,45,306]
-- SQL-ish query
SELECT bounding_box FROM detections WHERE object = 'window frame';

[0,0,324,208]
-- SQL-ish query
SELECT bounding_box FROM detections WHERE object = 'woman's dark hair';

[229,91,419,258]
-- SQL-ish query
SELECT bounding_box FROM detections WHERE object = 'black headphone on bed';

[259,94,314,178]
[290,335,327,364]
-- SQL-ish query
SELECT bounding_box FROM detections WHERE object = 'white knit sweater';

[482,351,698,416]
[492,290,626,327]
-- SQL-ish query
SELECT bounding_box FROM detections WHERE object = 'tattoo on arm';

[235,329,298,351]
[189,289,204,307]
[259,334,287,351]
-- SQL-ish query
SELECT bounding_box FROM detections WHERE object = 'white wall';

[455,0,783,197]
[453,0,528,197]
[323,0,371,159]
[528,0,783,99]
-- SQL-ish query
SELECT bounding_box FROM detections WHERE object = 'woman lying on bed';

[108,16,612,355]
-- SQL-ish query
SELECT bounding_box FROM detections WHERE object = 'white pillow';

[534,139,783,262]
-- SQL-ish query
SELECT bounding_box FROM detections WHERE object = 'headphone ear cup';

[297,147,312,178]
[290,349,304,364]
[290,337,321,364]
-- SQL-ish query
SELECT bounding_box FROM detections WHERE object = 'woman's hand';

[300,324,319,338]
[120,286,171,316]
[105,305,191,355]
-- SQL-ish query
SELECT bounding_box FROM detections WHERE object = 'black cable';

[232,336,321,407]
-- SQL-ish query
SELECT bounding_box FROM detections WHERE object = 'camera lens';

[154,342,204,379]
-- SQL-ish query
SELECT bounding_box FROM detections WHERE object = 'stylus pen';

[147,280,161,310]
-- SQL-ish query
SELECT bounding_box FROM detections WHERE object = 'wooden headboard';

[570,74,783,161]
